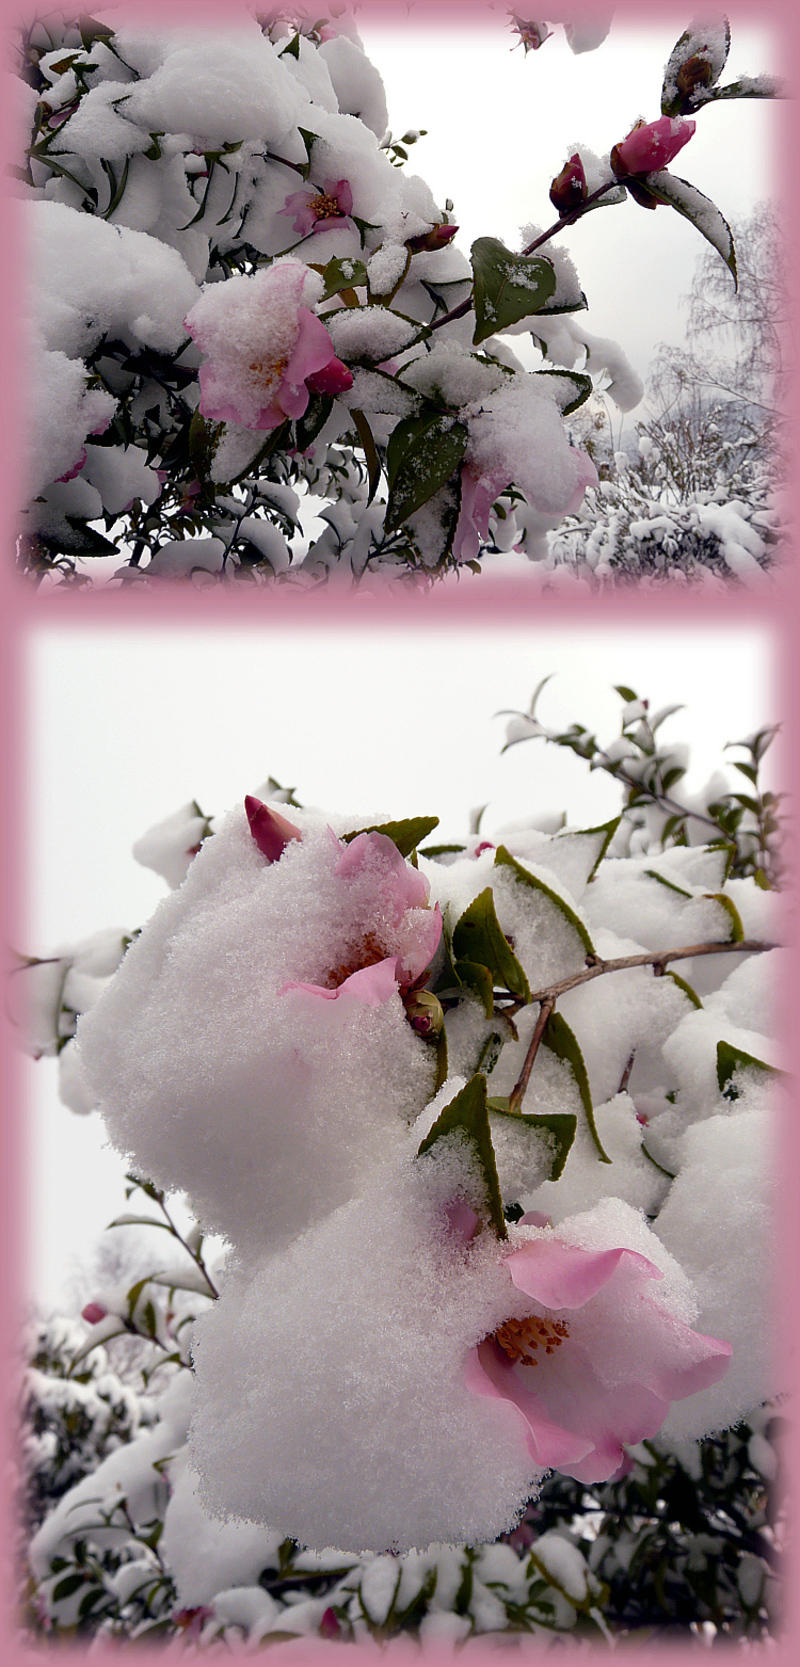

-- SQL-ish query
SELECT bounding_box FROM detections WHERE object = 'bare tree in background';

[639,203,789,501]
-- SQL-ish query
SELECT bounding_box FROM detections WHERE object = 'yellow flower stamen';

[494,1313,569,1367]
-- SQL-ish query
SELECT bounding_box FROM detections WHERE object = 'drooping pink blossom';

[465,1230,732,1483]
[333,831,442,990]
[184,262,353,432]
[452,464,509,565]
[280,178,354,237]
[611,115,696,177]
[245,795,302,863]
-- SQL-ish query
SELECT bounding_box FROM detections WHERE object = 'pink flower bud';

[305,355,354,396]
[319,1608,341,1637]
[610,115,696,177]
[81,1302,107,1324]
[244,796,302,863]
[406,223,459,253]
[549,154,587,214]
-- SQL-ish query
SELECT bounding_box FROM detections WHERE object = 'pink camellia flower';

[279,178,354,237]
[465,1230,732,1483]
[452,464,509,565]
[610,115,696,177]
[184,261,353,432]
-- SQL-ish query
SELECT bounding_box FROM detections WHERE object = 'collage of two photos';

[5,1,797,1658]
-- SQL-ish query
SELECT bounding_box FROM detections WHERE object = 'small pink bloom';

[511,18,553,53]
[611,115,696,176]
[334,831,442,989]
[306,356,356,397]
[184,262,353,432]
[81,1302,107,1324]
[245,795,302,863]
[474,840,496,856]
[465,1231,732,1483]
[280,178,354,238]
[452,465,509,565]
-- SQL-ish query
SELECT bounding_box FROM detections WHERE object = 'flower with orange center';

[465,1229,732,1482]
[280,177,355,238]
[184,260,352,432]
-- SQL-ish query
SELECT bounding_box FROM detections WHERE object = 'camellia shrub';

[17,685,785,1646]
[11,7,782,583]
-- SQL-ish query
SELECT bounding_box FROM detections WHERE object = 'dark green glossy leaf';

[454,957,495,1018]
[452,888,531,1002]
[384,412,468,532]
[340,815,439,856]
[487,1103,577,1181]
[640,172,737,286]
[417,1073,506,1239]
[543,1011,611,1163]
[471,237,557,345]
[716,1039,782,1098]
[319,255,368,300]
[494,845,595,957]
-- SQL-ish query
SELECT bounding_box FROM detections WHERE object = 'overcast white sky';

[23,617,779,1310]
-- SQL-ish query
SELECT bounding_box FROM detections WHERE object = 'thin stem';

[507,994,555,1113]
[510,937,776,1111]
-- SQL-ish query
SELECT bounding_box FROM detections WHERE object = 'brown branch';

[510,937,776,1112]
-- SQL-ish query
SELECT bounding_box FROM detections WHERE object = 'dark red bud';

[81,1302,107,1324]
[549,154,587,214]
[406,223,459,253]
[245,797,302,863]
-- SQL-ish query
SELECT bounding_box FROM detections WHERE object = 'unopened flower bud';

[81,1302,107,1324]
[610,115,696,178]
[549,154,587,213]
[244,796,302,863]
[406,223,459,254]
[305,357,354,396]
[402,989,444,1038]
[676,54,714,98]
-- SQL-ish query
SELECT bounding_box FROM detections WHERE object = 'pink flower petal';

[506,1239,662,1311]
[280,957,400,1007]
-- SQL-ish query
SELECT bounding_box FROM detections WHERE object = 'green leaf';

[542,1011,611,1163]
[452,888,531,1002]
[644,869,693,899]
[52,1572,89,1602]
[487,1103,577,1182]
[188,409,222,481]
[664,969,703,1010]
[349,408,381,504]
[470,237,557,345]
[339,815,439,857]
[280,31,301,57]
[614,685,639,703]
[703,892,745,942]
[454,957,495,1018]
[639,171,737,286]
[531,369,592,415]
[318,255,368,300]
[716,1039,781,1098]
[62,518,119,557]
[494,845,595,957]
[417,1074,507,1239]
[384,412,468,532]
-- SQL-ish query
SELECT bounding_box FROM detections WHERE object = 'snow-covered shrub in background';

[17,684,787,1644]
[11,8,782,583]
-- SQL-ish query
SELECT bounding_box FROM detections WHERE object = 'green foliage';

[470,237,556,345]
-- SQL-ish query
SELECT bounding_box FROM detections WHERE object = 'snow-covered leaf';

[417,1073,507,1239]
[640,171,737,286]
[470,238,557,345]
